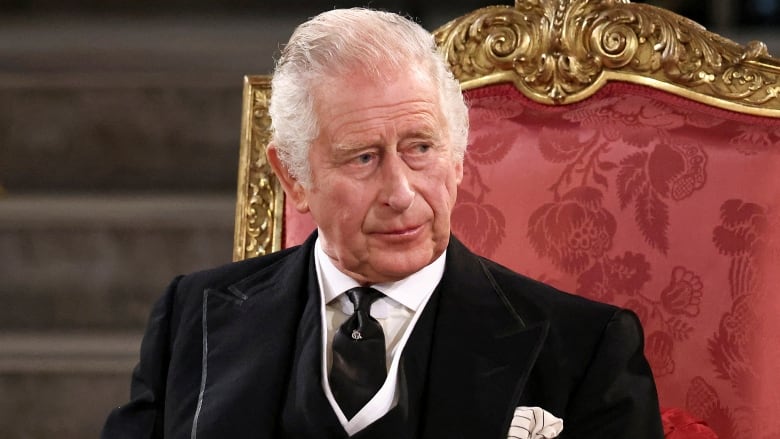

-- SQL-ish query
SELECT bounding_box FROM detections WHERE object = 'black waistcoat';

[277,277,443,439]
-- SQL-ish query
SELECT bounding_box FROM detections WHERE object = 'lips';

[372,224,424,237]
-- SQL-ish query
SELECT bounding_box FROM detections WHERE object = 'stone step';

[0,80,245,193]
[0,2,471,19]
[0,194,235,331]
[0,331,140,438]
[0,15,288,194]
[0,193,236,438]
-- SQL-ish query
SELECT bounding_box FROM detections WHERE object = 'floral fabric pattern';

[459,82,780,439]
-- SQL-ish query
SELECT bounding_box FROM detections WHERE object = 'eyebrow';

[332,139,380,153]
[331,116,443,151]
[404,128,439,140]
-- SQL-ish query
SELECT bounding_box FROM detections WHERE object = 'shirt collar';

[315,236,446,312]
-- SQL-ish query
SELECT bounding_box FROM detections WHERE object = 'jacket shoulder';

[161,244,307,320]
[180,245,300,290]
[477,255,620,322]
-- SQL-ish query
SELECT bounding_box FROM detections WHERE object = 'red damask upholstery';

[281,82,780,438]
[458,83,780,439]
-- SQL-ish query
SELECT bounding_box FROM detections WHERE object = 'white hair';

[269,8,469,186]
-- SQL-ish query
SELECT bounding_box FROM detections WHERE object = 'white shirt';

[314,237,445,436]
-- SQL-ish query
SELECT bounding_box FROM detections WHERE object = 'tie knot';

[345,287,383,313]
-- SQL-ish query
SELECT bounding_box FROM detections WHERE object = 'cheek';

[314,189,372,232]
[440,164,462,199]
[419,169,460,217]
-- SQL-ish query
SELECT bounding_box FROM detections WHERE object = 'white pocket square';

[507,406,564,439]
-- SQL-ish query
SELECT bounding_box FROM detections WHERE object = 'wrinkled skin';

[268,69,463,284]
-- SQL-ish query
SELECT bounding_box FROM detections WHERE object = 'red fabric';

[284,82,780,438]
[662,407,719,439]
[457,83,780,439]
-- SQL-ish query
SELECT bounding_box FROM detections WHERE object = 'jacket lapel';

[277,256,347,438]
[191,234,319,438]
[420,237,549,439]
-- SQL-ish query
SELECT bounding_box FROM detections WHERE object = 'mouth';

[372,224,424,238]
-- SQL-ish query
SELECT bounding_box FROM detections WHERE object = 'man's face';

[282,69,463,284]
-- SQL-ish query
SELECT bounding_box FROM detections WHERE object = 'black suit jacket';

[102,233,663,438]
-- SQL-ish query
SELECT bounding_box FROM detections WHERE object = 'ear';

[454,158,464,185]
[266,143,310,214]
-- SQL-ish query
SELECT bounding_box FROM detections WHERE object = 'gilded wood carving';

[435,0,780,114]
[234,76,284,261]
[234,0,780,260]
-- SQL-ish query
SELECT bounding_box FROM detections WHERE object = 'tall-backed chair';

[234,1,780,438]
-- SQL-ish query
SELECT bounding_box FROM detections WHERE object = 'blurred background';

[0,0,777,437]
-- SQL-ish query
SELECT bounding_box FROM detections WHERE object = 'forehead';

[312,68,445,141]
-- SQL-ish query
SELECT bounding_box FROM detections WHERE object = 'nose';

[380,154,415,212]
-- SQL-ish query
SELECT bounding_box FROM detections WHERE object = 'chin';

[373,255,435,280]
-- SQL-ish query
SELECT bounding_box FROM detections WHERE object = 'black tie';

[329,287,387,419]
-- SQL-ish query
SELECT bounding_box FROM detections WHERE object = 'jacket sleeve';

[561,309,664,439]
[101,276,182,439]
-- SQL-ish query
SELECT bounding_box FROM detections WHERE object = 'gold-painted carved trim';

[434,0,780,116]
[233,75,284,261]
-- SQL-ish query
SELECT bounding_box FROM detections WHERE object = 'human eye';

[413,143,432,154]
[351,151,377,166]
[406,142,434,157]
[401,142,438,169]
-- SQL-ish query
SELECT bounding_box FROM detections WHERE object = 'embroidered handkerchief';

[507,406,564,439]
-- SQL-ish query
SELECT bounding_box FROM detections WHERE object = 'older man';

[102,8,663,439]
